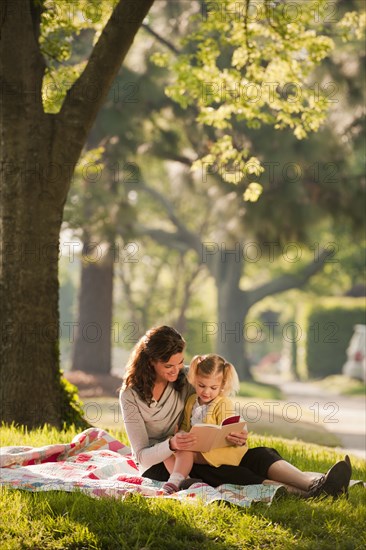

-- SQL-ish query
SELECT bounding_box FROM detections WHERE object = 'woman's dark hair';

[122,326,186,403]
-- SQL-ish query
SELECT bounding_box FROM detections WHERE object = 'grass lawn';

[314,375,366,397]
[238,380,283,400]
[1,425,365,549]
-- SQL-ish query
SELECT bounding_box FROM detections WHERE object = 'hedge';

[296,297,365,380]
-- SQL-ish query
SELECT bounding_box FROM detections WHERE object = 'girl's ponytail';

[187,355,205,387]
[222,360,240,396]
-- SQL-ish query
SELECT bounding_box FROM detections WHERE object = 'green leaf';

[243,182,263,202]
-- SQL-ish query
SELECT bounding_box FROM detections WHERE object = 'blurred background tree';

[60,0,365,380]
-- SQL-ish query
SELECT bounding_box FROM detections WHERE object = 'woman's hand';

[226,426,248,447]
[169,431,197,451]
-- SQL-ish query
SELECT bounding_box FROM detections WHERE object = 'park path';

[267,377,366,461]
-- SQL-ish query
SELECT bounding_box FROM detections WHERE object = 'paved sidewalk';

[261,376,366,460]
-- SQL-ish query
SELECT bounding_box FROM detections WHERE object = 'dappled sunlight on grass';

[1,425,365,549]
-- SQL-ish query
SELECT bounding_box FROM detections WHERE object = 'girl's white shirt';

[190,398,209,426]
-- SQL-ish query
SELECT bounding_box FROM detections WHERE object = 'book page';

[187,421,246,453]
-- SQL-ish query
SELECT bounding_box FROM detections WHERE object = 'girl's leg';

[163,455,176,475]
[173,450,195,478]
[162,451,195,494]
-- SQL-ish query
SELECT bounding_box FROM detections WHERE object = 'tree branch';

[175,260,204,333]
[142,23,181,54]
[245,249,331,308]
[132,225,192,253]
[54,0,155,168]
[138,182,203,254]
[152,150,195,167]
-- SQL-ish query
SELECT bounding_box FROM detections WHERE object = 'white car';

[342,324,366,383]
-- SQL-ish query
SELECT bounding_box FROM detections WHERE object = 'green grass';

[238,380,283,400]
[0,422,130,448]
[314,375,366,397]
[1,425,365,549]
[248,414,341,448]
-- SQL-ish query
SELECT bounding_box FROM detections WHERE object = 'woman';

[120,325,352,497]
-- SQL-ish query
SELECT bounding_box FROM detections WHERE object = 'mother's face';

[152,352,185,384]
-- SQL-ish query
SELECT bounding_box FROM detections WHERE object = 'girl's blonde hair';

[188,354,239,396]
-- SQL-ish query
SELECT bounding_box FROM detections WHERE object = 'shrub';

[59,374,90,429]
[296,298,365,379]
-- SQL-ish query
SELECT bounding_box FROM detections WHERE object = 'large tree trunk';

[212,253,252,380]
[0,3,65,426]
[0,0,155,427]
[72,242,114,374]
[216,286,252,380]
[0,180,64,425]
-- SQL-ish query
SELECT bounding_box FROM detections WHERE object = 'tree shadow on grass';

[247,487,366,548]
[18,490,229,550]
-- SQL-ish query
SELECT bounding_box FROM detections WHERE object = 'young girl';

[162,354,247,494]
[121,326,351,498]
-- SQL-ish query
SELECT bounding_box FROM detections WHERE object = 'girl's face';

[195,372,223,405]
[152,352,185,384]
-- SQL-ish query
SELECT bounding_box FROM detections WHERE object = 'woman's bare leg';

[262,479,308,496]
[266,457,352,498]
[267,460,319,492]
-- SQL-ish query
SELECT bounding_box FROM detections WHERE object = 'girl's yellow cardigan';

[180,394,248,467]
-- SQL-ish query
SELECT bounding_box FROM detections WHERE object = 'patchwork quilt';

[0,428,285,506]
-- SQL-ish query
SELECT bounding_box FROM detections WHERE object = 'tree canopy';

[1,0,365,424]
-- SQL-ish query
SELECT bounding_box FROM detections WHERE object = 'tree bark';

[0,1,63,426]
[210,252,248,378]
[216,283,249,379]
[0,0,155,427]
[72,242,114,374]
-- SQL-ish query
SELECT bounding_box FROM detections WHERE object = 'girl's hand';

[226,427,248,447]
[170,431,197,451]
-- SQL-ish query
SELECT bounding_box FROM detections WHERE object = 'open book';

[186,415,247,453]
